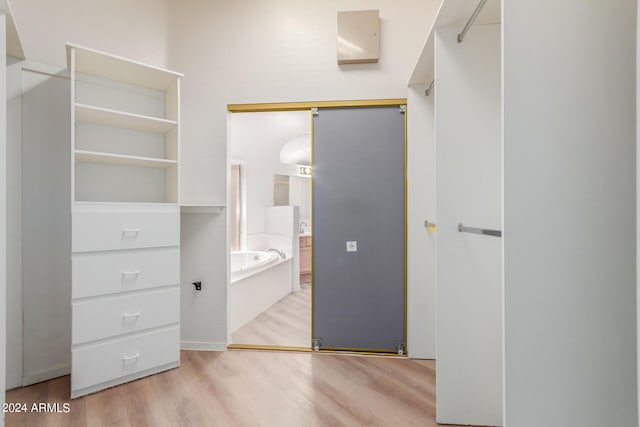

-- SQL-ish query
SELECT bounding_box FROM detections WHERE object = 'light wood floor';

[231,284,311,348]
[6,350,476,427]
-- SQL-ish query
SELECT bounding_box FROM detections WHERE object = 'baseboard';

[180,341,227,351]
[22,363,70,386]
[409,355,436,360]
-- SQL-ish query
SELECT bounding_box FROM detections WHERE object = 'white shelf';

[0,0,25,59]
[75,150,178,169]
[74,201,179,208]
[408,0,501,86]
[66,43,183,91]
[180,204,226,214]
[75,103,176,134]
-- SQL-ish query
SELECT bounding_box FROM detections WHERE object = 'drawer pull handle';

[122,270,140,278]
[123,311,141,319]
[123,353,140,361]
[122,229,141,237]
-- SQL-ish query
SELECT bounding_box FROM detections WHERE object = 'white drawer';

[72,247,179,299]
[72,204,179,252]
[71,326,179,393]
[72,287,179,344]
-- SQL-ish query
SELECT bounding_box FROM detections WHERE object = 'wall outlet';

[346,241,358,252]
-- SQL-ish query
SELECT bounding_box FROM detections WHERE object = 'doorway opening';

[228,109,312,350]
[227,100,407,355]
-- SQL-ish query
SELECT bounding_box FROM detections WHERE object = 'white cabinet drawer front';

[72,206,179,252]
[71,327,179,392]
[72,287,179,344]
[72,247,179,298]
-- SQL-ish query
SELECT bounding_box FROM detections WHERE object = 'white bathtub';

[230,251,279,283]
[229,250,293,333]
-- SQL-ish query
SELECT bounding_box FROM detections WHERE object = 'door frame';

[226,99,408,356]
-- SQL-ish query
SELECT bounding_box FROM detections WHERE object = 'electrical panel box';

[337,10,380,65]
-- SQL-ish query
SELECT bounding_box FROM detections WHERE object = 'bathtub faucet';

[267,248,286,259]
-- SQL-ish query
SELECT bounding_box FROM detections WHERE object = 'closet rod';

[425,80,435,96]
[457,0,488,43]
[458,222,501,237]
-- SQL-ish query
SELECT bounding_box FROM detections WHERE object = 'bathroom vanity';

[299,234,312,284]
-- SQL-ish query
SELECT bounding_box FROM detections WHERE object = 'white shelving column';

[502,1,637,426]
[408,1,503,426]
[1,2,23,421]
[409,0,637,426]
[67,44,183,398]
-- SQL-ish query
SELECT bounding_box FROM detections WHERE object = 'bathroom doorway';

[227,109,313,350]
[227,99,407,355]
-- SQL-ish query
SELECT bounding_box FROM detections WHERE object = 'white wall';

[1,14,7,426]
[503,1,637,426]
[229,111,309,236]
[180,211,228,351]
[407,84,436,359]
[169,0,439,203]
[168,0,439,348]
[9,0,169,68]
[435,25,502,426]
[7,0,440,354]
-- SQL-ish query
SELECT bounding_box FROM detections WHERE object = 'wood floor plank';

[5,350,478,427]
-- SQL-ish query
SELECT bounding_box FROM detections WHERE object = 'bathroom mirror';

[273,174,289,206]
[273,174,311,230]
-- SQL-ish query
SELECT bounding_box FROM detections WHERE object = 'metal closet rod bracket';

[458,0,488,43]
[425,80,435,96]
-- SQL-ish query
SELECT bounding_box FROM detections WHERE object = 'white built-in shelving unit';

[409,1,502,426]
[409,0,637,426]
[67,43,183,398]
[68,43,181,204]
[408,0,500,86]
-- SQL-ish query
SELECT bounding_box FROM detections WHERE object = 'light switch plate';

[346,241,358,252]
